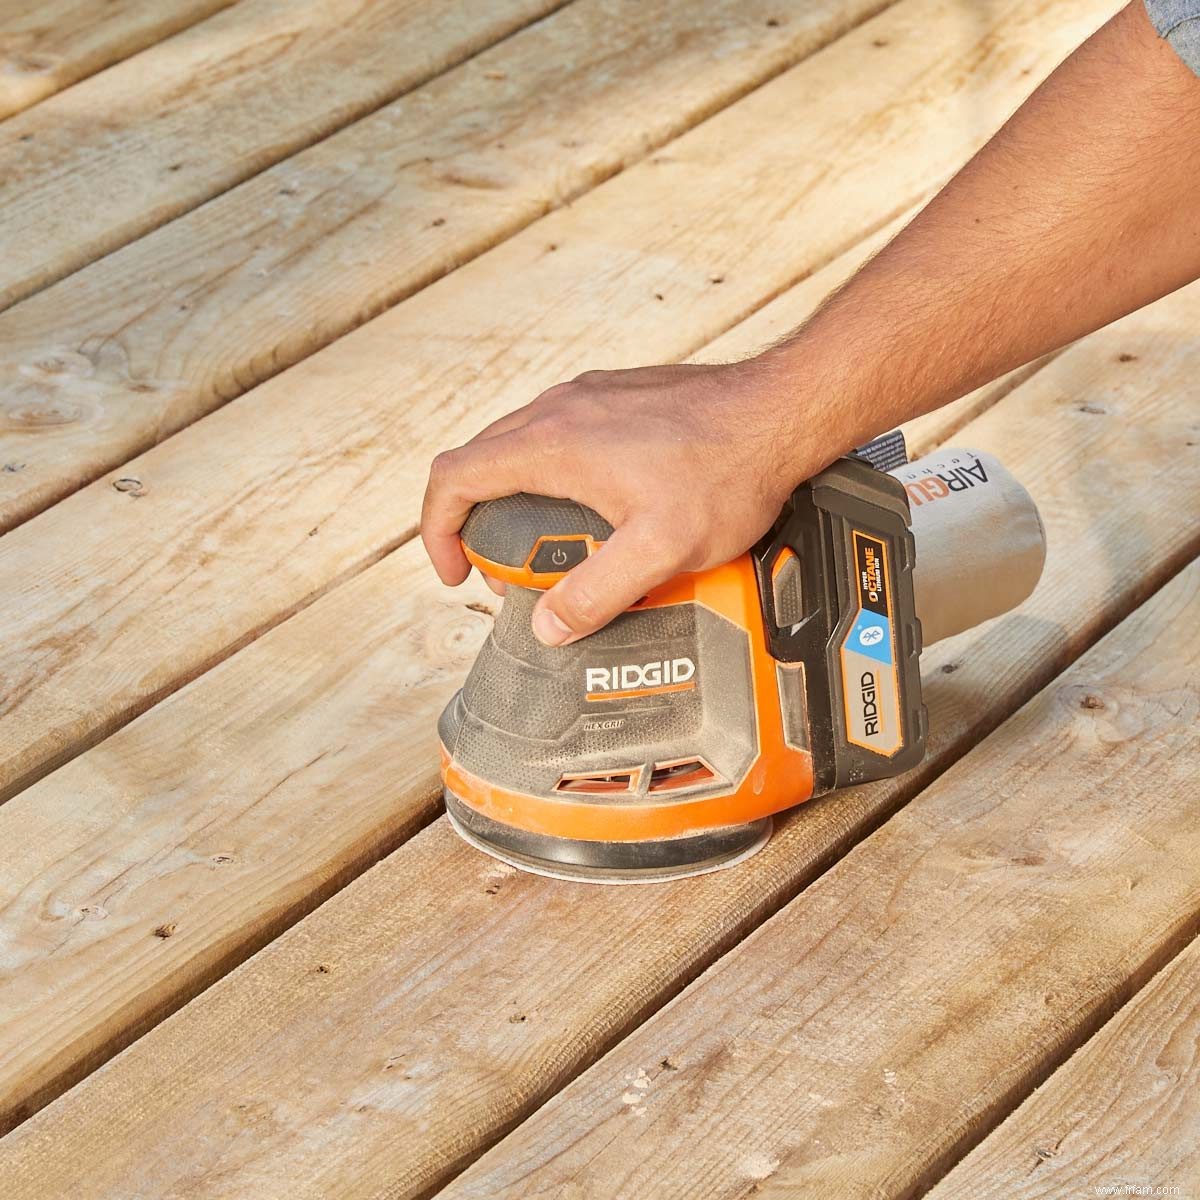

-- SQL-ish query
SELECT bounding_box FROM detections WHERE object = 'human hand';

[420,360,838,646]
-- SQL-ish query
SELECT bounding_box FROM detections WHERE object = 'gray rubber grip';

[461,493,613,569]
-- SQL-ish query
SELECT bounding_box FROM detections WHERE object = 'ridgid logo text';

[584,658,696,697]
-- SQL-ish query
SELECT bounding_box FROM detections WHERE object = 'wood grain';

[445,559,1200,1200]
[0,0,237,120]
[0,288,1194,1192]
[0,0,1115,809]
[0,0,565,310]
[929,936,1200,1199]
[0,0,894,532]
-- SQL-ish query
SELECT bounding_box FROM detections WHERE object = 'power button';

[529,538,589,574]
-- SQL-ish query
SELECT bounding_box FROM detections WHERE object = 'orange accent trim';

[770,546,796,581]
[442,555,817,842]
[584,680,695,702]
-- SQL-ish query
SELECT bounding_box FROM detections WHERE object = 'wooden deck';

[0,1,1197,1196]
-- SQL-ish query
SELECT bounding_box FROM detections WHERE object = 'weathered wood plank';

[0,289,1193,1192]
[929,936,1200,1199]
[0,0,1115,807]
[0,0,894,532]
[0,0,566,311]
[0,0,237,120]
[445,561,1200,1200]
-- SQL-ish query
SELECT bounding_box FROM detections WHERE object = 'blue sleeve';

[1145,0,1200,76]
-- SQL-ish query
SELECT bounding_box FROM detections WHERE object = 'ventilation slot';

[647,758,716,792]
[554,769,638,795]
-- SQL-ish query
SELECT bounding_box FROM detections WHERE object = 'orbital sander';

[438,433,1045,884]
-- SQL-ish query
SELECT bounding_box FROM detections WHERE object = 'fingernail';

[532,607,573,647]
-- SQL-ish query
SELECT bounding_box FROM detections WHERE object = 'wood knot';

[1080,693,1105,710]
[1117,352,1138,363]
[113,477,145,496]
[153,922,177,938]
[6,398,84,428]
[940,661,958,674]
[1077,402,1105,415]
[6,52,57,76]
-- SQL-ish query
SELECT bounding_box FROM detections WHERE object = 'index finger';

[419,426,573,586]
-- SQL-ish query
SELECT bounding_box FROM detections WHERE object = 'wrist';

[738,340,876,488]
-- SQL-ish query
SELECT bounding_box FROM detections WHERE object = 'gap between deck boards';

[0,0,238,121]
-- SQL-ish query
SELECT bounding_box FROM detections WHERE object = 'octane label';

[840,531,903,755]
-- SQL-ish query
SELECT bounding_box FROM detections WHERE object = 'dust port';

[554,769,639,795]
[647,757,717,792]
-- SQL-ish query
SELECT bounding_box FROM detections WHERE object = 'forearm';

[763,0,1200,468]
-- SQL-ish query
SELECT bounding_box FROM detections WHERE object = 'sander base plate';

[445,790,772,885]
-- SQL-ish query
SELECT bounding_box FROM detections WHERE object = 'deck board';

[929,936,1200,1198]
[444,558,1200,1200]
[0,0,893,533]
[0,0,1112,810]
[0,0,565,311]
[0,0,237,120]
[0,289,1194,1189]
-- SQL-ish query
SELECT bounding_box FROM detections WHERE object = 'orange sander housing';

[438,433,1044,883]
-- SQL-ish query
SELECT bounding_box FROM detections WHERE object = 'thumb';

[531,522,681,647]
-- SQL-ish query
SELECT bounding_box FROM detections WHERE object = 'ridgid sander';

[439,433,1045,883]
